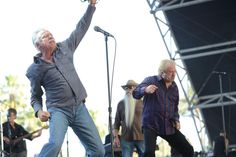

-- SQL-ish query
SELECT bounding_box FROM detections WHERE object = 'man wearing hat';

[113,80,144,157]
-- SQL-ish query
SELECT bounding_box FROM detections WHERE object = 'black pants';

[143,128,194,157]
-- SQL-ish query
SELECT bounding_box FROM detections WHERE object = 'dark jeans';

[143,128,194,157]
[3,151,27,157]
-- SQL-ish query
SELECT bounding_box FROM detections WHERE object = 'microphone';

[212,71,227,75]
[94,26,114,37]
[162,72,170,80]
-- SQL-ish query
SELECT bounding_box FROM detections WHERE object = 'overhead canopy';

[163,0,236,145]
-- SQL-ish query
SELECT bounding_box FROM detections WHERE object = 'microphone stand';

[217,73,227,155]
[0,105,9,157]
[0,110,4,157]
[7,119,12,157]
[66,131,69,157]
[103,35,114,157]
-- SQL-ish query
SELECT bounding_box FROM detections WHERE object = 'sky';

[0,0,201,156]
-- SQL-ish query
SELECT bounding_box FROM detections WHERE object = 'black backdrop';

[163,0,236,145]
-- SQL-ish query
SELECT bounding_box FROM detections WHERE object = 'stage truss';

[146,0,236,152]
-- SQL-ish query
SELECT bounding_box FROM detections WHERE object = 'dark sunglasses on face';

[124,86,133,90]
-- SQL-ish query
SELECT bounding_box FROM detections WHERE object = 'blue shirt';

[132,75,179,135]
[26,5,96,115]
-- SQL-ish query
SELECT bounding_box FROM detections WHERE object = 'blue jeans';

[120,138,144,157]
[38,103,105,157]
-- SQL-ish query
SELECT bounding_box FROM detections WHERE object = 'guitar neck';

[12,127,44,144]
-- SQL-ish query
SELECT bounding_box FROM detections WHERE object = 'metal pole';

[0,111,4,156]
[66,131,69,157]
[218,74,226,135]
[104,35,114,157]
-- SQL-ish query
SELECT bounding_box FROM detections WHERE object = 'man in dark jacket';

[3,108,41,157]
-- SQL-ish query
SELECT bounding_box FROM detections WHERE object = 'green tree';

[89,109,106,140]
[0,75,106,142]
[0,75,42,131]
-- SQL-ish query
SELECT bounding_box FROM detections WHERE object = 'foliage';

[0,75,42,132]
[156,139,171,157]
[178,98,189,115]
[0,75,107,143]
[88,109,107,140]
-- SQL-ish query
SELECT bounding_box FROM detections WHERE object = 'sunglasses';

[124,86,133,90]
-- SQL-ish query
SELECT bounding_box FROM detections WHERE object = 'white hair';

[32,28,47,47]
[158,59,176,75]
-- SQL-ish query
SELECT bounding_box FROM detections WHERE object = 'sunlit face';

[36,30,57,52]
[164,64,176,83]
[8,112,16,123]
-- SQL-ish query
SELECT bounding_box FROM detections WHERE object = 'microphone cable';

[80,0,100,3]
[110,37,117,102]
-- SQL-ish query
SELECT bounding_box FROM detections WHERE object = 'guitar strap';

[7,122,13,154]
[7,122,12,139]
